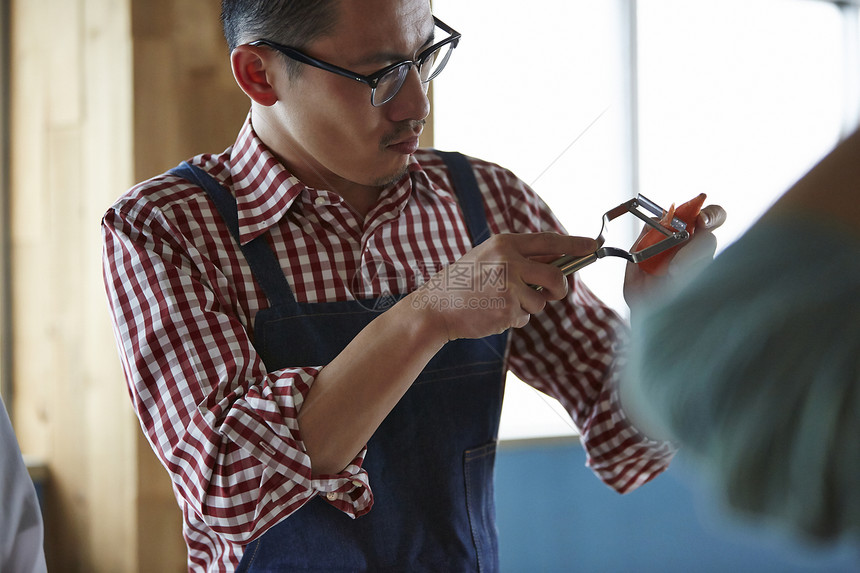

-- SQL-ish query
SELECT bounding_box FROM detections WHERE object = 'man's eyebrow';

[351,26,436,67]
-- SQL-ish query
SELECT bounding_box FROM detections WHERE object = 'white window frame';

[433,0,860,441]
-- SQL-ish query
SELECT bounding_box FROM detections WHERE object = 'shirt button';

[326,491,337,501]
[314,197,326,206]
[352,480,363,488]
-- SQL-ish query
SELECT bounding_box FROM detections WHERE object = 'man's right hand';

[407,232,598,341]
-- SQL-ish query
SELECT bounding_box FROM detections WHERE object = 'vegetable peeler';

[543,194,691,282]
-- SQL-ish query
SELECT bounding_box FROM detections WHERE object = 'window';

[0,0,10,403]
[432,0,857,440]
[433,0,636,314]
[637,0,848,243]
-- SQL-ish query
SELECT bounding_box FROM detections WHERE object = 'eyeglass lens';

[372,41,455,106]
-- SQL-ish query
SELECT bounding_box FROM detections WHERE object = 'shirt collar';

[408,150,459,205]
[227,115,453,244]
[228,116,306,244]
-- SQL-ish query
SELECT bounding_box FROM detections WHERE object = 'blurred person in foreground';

[624,126,860,545]
[0,395,47,573]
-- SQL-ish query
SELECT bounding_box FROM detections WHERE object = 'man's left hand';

[623,204,727,310]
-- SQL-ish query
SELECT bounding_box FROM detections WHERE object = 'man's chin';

[371,163,411,189]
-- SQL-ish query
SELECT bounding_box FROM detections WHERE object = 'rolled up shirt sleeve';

[102,198,371,545]
[508,280,676,493]
[476,158,676,493]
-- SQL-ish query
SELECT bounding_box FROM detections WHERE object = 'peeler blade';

[546,194,691,279]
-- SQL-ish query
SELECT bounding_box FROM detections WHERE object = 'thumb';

[668,230,717,278]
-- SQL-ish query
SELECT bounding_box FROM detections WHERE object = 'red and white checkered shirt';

[102,115,674,572]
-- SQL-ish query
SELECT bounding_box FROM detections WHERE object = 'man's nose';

[385,66,431,123]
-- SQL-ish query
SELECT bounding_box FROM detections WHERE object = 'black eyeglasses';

[250,17,460,107]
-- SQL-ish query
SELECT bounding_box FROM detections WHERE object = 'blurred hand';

[624,204,727,310]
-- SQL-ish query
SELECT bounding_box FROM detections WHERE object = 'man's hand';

[624,204,727,310]
[407,232,598,342]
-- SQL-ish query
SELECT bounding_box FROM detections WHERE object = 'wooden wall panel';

[10,0,435,570]
[131,0,249,181]
[10,0,139,570]
[10,0,246,571]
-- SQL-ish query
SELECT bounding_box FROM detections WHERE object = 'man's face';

[266,0,434,192]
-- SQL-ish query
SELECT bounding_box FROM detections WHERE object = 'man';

[102,0,723,570]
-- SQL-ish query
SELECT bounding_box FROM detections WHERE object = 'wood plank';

[6,1,436,570]
[10,0,141,570]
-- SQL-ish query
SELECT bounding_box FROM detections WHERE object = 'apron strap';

[168,153,491,308]
[433,150,492,246]
[167,161,297,307]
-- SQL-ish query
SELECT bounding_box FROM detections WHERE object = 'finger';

[508,232,599,258]
[529,254,564,264]
[518,259,568,300]
[510,311,531,330]
[668,230,717,277]
[517,282,552,315]
[697,205,727,230]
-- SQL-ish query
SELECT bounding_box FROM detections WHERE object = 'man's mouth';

[383,121,425,154]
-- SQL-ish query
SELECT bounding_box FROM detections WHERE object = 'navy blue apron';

[170,152,508,572]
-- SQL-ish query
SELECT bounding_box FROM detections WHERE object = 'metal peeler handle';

[549,246,634,275]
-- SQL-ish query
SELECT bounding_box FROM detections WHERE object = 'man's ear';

[231,45,279,106]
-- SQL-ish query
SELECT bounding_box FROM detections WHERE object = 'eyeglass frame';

[248,16,461,107]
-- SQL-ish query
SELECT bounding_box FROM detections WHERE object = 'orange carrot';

[635,193,707,275]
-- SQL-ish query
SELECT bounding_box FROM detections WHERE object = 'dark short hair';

[221,0,341,75]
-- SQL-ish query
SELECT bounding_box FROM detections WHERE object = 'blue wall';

[494,438,858,573]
